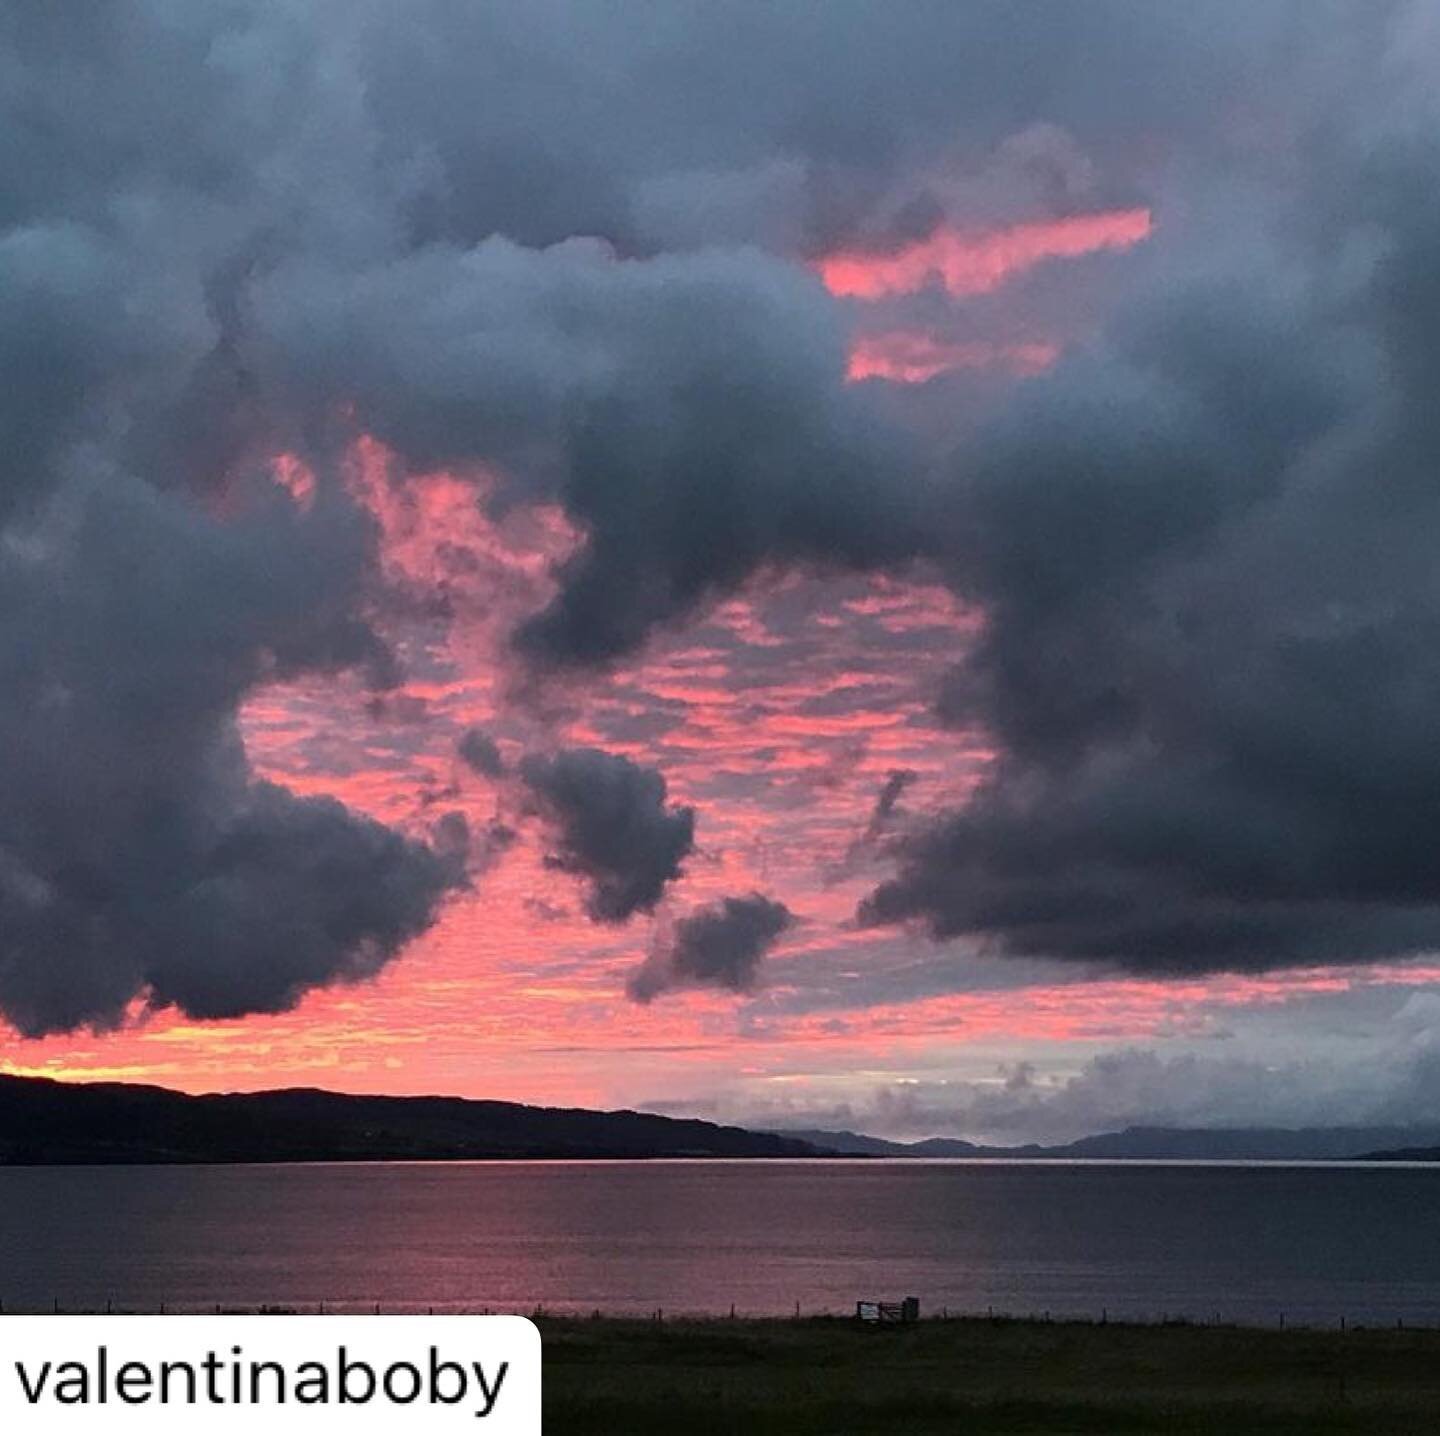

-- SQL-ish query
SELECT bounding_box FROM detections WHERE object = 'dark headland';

[0,1074,819,1164]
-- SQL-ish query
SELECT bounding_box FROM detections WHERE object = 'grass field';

[539,1314,1440,1434]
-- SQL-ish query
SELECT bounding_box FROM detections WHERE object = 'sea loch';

[3,1160,1439,1328]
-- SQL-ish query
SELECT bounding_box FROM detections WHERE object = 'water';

[3,1160,1440,1326]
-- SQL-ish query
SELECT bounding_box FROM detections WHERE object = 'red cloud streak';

[817,208,1154,300]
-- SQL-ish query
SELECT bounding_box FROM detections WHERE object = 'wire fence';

[2,1298,1436,1333]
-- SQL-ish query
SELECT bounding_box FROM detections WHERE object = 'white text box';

[0,1315,539,1433]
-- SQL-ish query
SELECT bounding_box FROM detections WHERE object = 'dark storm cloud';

[0,2,464,1035]
[357,0,1362,254]
[238,0,1357,670]
[0,470,461,1037]
[249,238,927,667]
[457,727,504,778]
[862,133,1440,974]
[3,0,1435,1038]
[629,894,793,1003]
[520,748,695,922]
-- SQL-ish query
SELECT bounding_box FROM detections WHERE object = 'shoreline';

[6,1306,1437,1335]
[6,1154,1440,1168]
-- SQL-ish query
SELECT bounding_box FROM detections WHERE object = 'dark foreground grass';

[539,1314,1440,1435]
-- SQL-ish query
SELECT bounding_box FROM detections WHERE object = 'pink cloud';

[847,331,1060,383]
[816,208,1154,300]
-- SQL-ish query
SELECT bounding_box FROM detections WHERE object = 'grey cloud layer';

[0,467,459,1036]
[827,1022,1440,1146]
[520,748,695,923]
[250,235,926,666]
[863,138,1440,973]
[4,0,1437,1037]
[629,893,794,1003]
[657,989,1440,1143]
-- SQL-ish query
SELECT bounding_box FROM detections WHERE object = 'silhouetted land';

[8,1074,1440,1164]
[541,1315,1440,1434]
[0,1074,818,1163]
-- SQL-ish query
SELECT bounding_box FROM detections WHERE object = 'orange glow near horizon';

[10,957,1440,1112]
[817,208,1154,300]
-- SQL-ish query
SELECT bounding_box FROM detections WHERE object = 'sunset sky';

[8,2,1440,1143]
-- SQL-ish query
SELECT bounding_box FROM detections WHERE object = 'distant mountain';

[1354,1146,1440,1162]
[1055,1126,1440,1161]
[775,1128,926,1156]
[774,1128,1042,1158]
[906,1136,1051,1158]
[777,1124,1440,1161]
[0,1075,822,1165]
